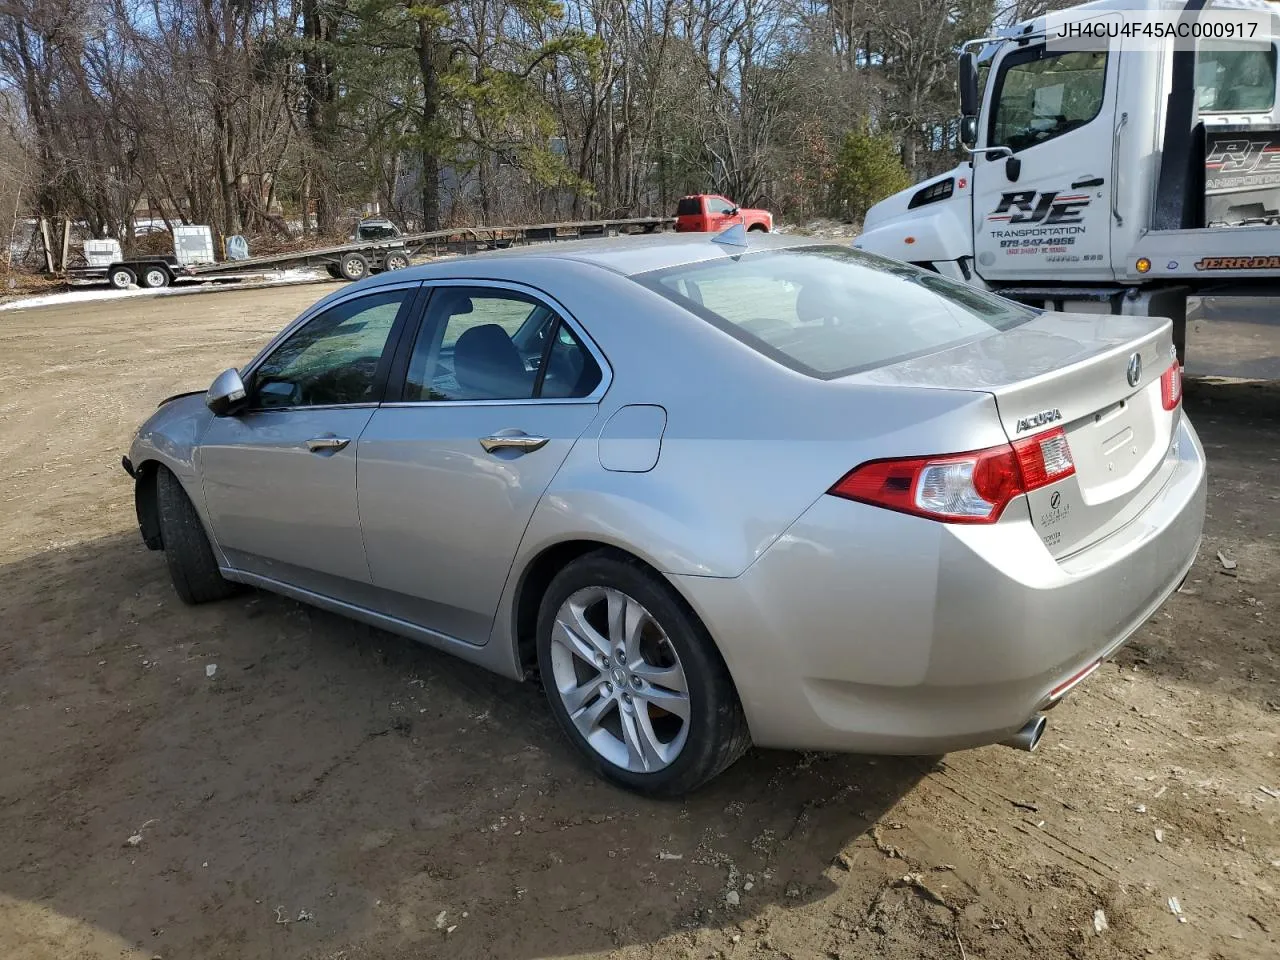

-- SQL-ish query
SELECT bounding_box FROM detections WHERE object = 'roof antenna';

[711,221,748,248]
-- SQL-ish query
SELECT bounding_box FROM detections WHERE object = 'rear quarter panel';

[482,259,1012,647]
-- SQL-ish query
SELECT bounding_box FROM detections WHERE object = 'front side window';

[991,49,1107,153]
[637,246,1034,379]
[403,287,601,401]
[707,196,736,215]
[1197,44,1276,112]
[249,289,408,408]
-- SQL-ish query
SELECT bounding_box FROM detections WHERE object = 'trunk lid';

[849,312,1181,558]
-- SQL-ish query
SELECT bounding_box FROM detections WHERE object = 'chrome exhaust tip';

[1001,714,1047,752]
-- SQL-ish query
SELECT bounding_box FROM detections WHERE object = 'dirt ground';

[0,285,1277,960]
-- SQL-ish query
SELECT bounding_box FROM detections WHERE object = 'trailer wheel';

[338,253,369,281]
[383,251,410,271]
[141,265,170,289]
[324,264,342,279]
[109,267,136,290]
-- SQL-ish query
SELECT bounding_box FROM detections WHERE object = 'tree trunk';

[416,12,442,231]
[300,170,312,236]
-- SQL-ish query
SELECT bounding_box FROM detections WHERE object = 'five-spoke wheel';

[549,586,691,774]
[536,550,750,795]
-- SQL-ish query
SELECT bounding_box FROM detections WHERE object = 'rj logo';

[989,190,1090,225]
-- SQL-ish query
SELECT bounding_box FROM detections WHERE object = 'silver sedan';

[123,233,1206,795]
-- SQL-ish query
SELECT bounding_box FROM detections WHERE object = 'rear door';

[972,42,1116,281]
[355,282,607,644]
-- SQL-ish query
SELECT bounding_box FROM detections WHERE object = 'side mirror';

[729,206,740,217]
[959,115,978,148]
[958,52,979,118]
[206,367,247,416]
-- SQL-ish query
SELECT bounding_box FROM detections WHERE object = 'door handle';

[306,436,350,453]
[1072,176,1105,189]
[479,432,550,454]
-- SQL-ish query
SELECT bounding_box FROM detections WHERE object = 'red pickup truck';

[674,195,774,233]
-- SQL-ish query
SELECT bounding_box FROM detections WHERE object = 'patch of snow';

[0,267,328,312]
[0,286,156,311]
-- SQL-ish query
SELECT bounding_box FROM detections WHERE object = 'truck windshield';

[635,246,1035,379]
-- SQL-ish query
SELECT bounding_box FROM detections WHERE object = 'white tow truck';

[856,0,1280,364]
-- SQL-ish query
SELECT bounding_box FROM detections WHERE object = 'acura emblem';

[1126,352,1142,387]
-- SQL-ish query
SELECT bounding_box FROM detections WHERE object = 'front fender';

[127,394,216,533]
[856,173,974,266]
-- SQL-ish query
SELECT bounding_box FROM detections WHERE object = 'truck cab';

[675,195,774,233]
[857,0,1280,345]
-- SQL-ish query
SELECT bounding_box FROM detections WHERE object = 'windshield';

[635,246,1035,379]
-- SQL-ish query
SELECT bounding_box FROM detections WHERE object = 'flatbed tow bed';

[69,216,673,289]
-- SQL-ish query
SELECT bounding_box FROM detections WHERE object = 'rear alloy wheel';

[141,266,170,288]
[536,551,750,796]
[109,267,136,290]
[338,252,368,281]
[383,251,410,271]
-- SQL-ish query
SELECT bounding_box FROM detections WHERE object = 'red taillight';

[1160,361,1182,410]
[1012,428,1075,488]
[830,427,1075,524]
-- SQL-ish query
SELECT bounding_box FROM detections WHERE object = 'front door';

[356,283,606,644]
[972,44,1116,281]
[705,195,738,230]
[198,286,417,592]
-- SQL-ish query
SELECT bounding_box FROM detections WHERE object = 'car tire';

[535,550,751,796]
[109,267,136,290]
[338,253,368,281]
[155,466,238,605]
[141,265,170,288]
[382,251,410,271]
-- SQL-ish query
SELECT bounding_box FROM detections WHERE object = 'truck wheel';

[338,253,369,281]
[383,251,410,271]
[109,267,136,290]
[747,224,768,232]
[141,265,170,289]
[155,466,238,605]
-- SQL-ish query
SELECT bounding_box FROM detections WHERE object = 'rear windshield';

[676,198,702,216]
[635,246,1035,378]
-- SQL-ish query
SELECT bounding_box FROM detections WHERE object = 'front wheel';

[536,551,751,796]
[155,466,238,605]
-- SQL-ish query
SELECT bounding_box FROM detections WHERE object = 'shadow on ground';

[0,531,929,959]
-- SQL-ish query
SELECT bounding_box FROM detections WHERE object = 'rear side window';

[635,247,1034,379]
[676,198,702,216]
[403,287,601,401]
[1197,44,1276,112]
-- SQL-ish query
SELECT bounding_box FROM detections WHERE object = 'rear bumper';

[675,417,1207,755]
